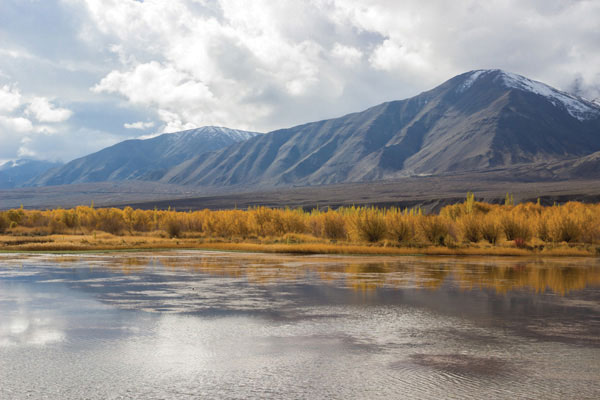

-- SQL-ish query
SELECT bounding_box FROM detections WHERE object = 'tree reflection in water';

[81,253,600,296]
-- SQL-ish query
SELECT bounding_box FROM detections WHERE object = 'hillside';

[161,69,600,187]
[0,159,64,189]
[30,126,260,186]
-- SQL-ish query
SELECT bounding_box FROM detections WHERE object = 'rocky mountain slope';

[30,127,259,186]
[161,69,600,187]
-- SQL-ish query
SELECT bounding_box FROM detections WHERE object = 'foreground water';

[0,252,599,399]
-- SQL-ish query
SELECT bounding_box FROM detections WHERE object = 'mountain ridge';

[0,159,64,189]
[161,69,600,187]
[29,126,260,186]
[20,69,600,190]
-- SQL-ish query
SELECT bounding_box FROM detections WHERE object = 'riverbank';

[0,233,596,256]
[1,199,599,256]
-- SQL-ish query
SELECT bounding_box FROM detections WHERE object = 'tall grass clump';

[385,208,416,244]
[480,215,501,244]
[536,215,551,242]
[460,214,481,243]
[352,207,387,243]
[249,206,283,237]
[95,208,125,235]
[0,212,9,233]
[280,207,308,234]
[203,210,247,237]
[549,214,581,243]
[500,214,531,242]
[1,196,600,253]
[419,215,450,245]
[544,202,590,243]
[164,216,183,238]
[319,210,347,240]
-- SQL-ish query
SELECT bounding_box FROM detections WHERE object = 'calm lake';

[1,251,599,399]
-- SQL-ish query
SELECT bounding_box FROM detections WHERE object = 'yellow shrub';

[459,214,481,243]
[95,208,125,235]
[500,214,531,242]
[2,198,600,250]
[350,207,387,243]
[0,212,9,233]
[385,209,415,243]
[319,210,347,240]
[479,214,501,244]
[418,215,450,245]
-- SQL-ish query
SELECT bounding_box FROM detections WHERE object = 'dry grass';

[0,233,596,257]
[1,200,599,256]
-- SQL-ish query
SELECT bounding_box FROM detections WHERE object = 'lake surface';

[1,251,599,399]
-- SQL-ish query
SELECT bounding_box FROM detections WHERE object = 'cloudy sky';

[1,0,599,163]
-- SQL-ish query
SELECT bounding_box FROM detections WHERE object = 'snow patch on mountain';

[457,69,600,121]
[173,126,260,141]
[499,71,600,121]
[457,70,486,93]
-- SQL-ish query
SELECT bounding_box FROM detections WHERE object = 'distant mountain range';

[0,159,64,189]
[29,127,259,186]
[6,69,600,191]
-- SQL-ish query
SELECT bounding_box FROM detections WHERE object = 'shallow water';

[0,251,599,399]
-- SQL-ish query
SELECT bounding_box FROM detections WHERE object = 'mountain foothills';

[8,69,600,191]
[162,69,600,187]
[29,127,259,186]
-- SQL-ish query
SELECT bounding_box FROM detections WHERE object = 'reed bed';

[1,194,599,256]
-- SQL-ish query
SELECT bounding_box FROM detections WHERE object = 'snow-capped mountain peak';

[173,126,260,141]
[498,71,600,121]
[458,69,600,121]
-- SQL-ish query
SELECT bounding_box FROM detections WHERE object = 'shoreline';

[0,239,596,257]
[2,200,600,258]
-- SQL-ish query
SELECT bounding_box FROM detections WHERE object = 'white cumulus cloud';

[0,0,599,161]
[77,0,600,135]
[0,79,74,160]
[93,62,214,108]
[332,43,363,66]
[26,97,73,123]
[124,121,155,130]
[0,115,33,133]
[0,85,22,113]
[0,116,33,160]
